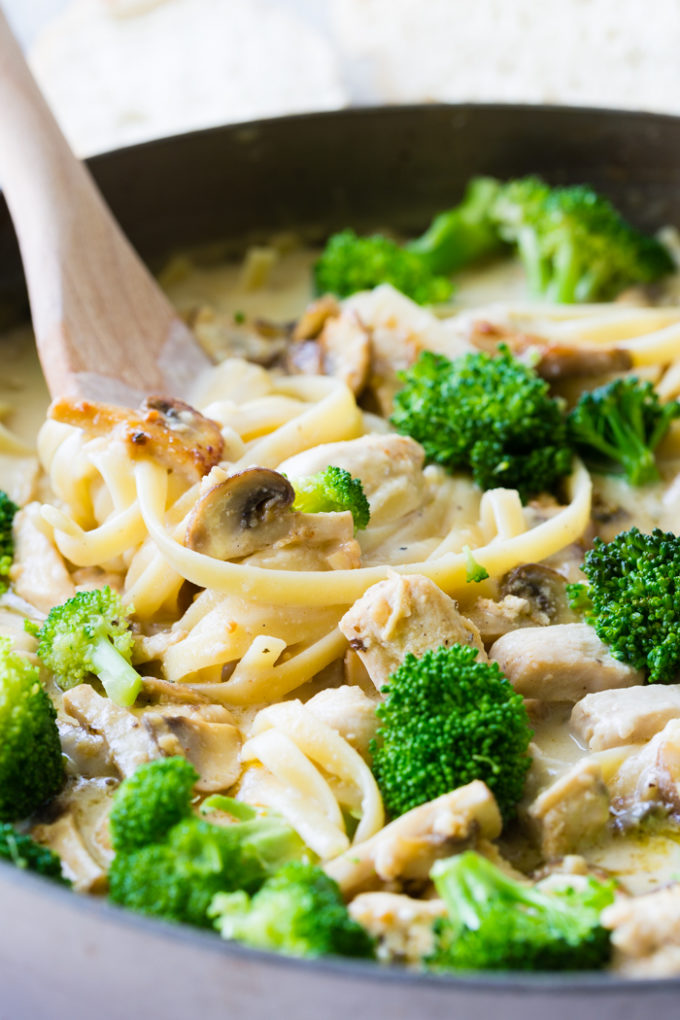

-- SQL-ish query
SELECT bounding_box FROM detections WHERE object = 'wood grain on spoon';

[0,8,211,406]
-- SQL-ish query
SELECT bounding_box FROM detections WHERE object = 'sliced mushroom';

[536,345,632,382]
[62,684,164,778]
[185,467,295,560]
[142,703,241,792]
[49,395,224,481]
[500,563,571,624]
[31,814,106,893]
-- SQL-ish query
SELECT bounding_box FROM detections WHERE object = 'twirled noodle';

[240,700,384,858]
[232,377,363,470]
[133,457,592,606]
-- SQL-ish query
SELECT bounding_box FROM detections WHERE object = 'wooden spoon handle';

[0,9,210,405]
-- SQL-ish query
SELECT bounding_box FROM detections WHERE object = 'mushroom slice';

[501,563,571,624]
[185,467,296,560]
[143,704,241,793]
[49,395,224,481]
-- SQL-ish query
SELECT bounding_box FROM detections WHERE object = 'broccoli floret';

[29,587,141,707]
[0,822,68,882]
[108,758,308,928]
[390,346,572,502]
[407,177,505,274]
[313,229,453,305]
[210,860,375,959]
[291,465,371,531]
[568,527,680,683]
[0,490,18,593]
[109,757,199,853]
[0,637,64,822]
[567,377,680,486]
[492,177,674,303]
[428,851,615,971]
[369,644,532,820]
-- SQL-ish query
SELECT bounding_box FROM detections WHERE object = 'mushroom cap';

[185,466,295,561]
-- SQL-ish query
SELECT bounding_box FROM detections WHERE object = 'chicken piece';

[489,623,644,702]
[608,719,680,815]
[602,885,680,976]
[348,892,446,964]
[305,685,378,759]
[292,295,341,341]
[244,511,361,572]
[317,312,371,395]
[289,308,371,397]
[49,395,223,482]
[324,780,502,896]
[571,685,680,752]
[11,504,75,614]
[63,684,164,778]
[278,434,427,527]
[526,759,610,857]
[142,703,241,792]
[339,573,487,691]
[31,813,106,893]
[468,319,632,381]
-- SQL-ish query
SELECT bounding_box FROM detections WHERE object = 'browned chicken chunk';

[50,395,224,481]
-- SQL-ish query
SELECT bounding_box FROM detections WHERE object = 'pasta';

[4,240,680,977]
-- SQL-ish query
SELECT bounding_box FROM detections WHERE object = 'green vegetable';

[109,757,200,854]
[428,851,615,971]
[463,545,489,583]
[0,490,18,593]
[313,229,453,305]
[108,757,307,928]
[28,587,141,707]
[567,377,680,486]
[568,526,680,683]
[407,177,505,274]
[210,860,375,959]
[0,822,68,882]
[391,346,572,502]
[492,177,674,303]
[369,643,532,820]
[292,465,371,531]
[0,637,64,822]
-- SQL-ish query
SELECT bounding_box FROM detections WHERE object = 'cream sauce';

[3,245,680,904]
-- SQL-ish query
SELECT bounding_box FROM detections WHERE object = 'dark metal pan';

[1,103,679,1019]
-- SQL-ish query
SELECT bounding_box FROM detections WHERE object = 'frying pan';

[1,103,679,1019]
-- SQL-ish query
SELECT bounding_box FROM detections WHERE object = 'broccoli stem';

[516,227,546,296]
[89,637,141,707]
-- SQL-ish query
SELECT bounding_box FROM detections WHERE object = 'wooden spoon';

[0,9,211,407]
